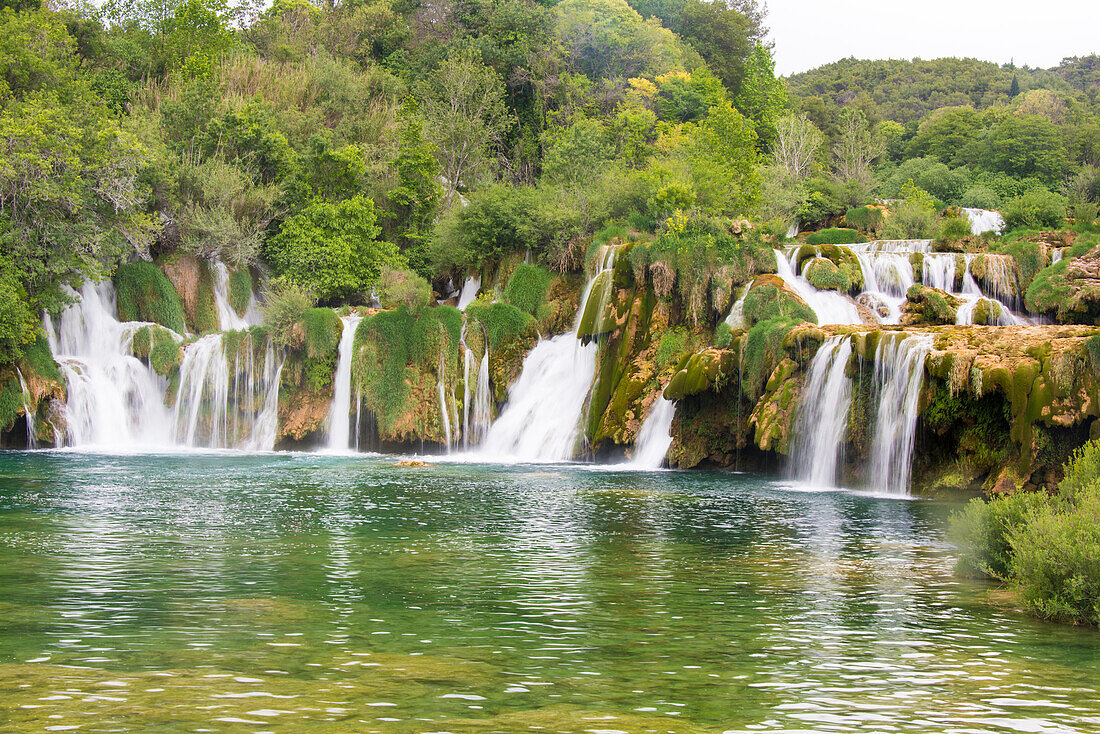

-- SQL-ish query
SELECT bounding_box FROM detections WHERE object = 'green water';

[1,452,1099,733]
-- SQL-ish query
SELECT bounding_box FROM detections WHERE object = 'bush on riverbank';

[950,440,1100,626]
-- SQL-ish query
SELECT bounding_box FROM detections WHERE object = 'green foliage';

[948,492,1052,579]
[0,256,38,365]
[1003,190,1066,230]
[935,213,972,245]
[503,264,551,318]
[960,185,1000,209]
[0,376,22,432]
[882,157,969,203]
[301,307,340,359]
[466,302,535,349]
[844,206,884,235]
[265,195,402,303]
[742,284,815,328]
[1086,335,1100,378]
[1059,440,1100,498]
[432,185,538,271]
[113,263,188,334]
[803,257,849,292]
[387,105,442,277]
[1026,259,1072,317]
[714,321,733,348]
[19,335,59,382]
[378,266,431,313]
[805,228,865,245]
[883,182,937,240]
[149,335,182,376]
[228,268,253,317]
[260,279,314,349]
[999,240,1044,293]
[655,327,691,371]
[741,317,795,400]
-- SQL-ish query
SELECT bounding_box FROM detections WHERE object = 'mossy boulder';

[902,285,959,326]
[971,298,1004,326]
[803,257,850,292]
[749,357,802,453]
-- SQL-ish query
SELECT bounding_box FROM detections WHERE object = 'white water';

[868,333,933,495]
[478,246,621,461]
[772,248,862,325]
[14,368,37,449]
[725,283,751,329]
[962,208,1005,236]
[46,283,178,449]
[790,336,854,487]
[631,396,676,469]
[212,261,262,331]
[462,345,492,449]
[457,275,481,311]
[325,315,362,452]
[438,352,453,452]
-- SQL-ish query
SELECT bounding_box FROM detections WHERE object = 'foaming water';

[1,452,1098,733]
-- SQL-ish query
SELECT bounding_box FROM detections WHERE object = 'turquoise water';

[1,451,1099,733]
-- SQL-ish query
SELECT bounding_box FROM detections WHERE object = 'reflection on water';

[1,451,1099,733]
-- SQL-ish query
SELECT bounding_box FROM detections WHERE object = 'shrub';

[20,336,59,381]
[844,206,884,235]
[149,337,182,375]
[228,268,253,316]
[948,492,1053,579]
[301,307,341,359]
[1009,486,1100,625]
[503,264,551,318]
[960,185,1000,210]
[803,257,850,292]
[742,283,816,327]
[1059,440,1100,498]
[466,302,535,349]
[260,279,314,348]
[0,258,39,366]
[935,213,972,245]
[656,327,691,371]
[806,227,865,245]
[113,262,188,334]
[883,201,936,239]
[1003,190,1066,230]
[378,266,432,313]
[714,321,733,348]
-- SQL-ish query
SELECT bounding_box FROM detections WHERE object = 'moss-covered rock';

[902,284,960,325]
[114,262,188,333]
[159,254,219,334]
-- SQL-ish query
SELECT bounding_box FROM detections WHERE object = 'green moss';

[228,268,253,317]
[803,257,850,292]
[999,240,1044,294]
[805,228,866,245]
[113,263,187,333]
[1086,336,1100,378]
[971,299,1003,325]
[192,261,220,334]
[503,264,551,318]
[714,322,733,349]
[149,336,182,376]
[0,376,21,432]
[741,317,797,400]
[1026,259,1071,317]
[301,308,341,359]
[20,336,60,382]
[466,302,535,349]
[656,327,692,371]
[743,284,816,327]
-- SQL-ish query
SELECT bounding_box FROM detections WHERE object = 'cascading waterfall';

[457,275,481,311]
[867,333,933,494]
[46,282,178,448]
[462,346,492,449]
[437,353,453,451]
[173,332,283,450]
[773,248,862,325]
[325,314,362,452]
[630,395,676,469]
[212,261,262,331]
[962,207,1005,236]
[15,368,37,449]
[478,246,620,461]
[725,283,751,329]
[790,335,854,488]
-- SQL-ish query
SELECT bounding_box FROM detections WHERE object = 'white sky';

[765,0,1100,76]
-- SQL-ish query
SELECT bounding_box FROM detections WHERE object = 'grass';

[806,228,866,245]
[113,263,188,334]
[228,268,253,316]
[503,264,552,318]
[466,302,535,349]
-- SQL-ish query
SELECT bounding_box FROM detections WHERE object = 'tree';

[833,107,885,191]
[980,114,1068,183]
[734,42,786,147]
[421,51,512,207]
[674,0,763,94]
[907,106,985,167]
[0,255,37,365]
[264,196,402,302]
[387,106,443,278]
[772,113,823,180]
[1009,73,1020,98]
[686,101,759,215]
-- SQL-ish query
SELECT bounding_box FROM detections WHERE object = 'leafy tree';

[431,184,538,269]
[734,42,786,146]
[980,114,1069,183]
[685,102,759,215]
[907,106,985,167]
[387,106,443,278]
[554,0,689,82]
[421,50,512,207]
[0,255,37,365]
[673,0,763,94]
[264,195,402,302]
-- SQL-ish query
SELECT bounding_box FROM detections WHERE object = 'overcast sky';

[765,0,1100,77]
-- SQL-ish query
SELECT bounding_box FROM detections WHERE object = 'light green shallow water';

[1,451,1099,733]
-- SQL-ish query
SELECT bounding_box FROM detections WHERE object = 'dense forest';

[2,0,1098,370]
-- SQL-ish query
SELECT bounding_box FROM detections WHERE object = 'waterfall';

[46,282,177,449]
[325,315,362,452]
[962,208,1005,236]
[867,333,933,494]
[437,353,452,451]
[457,275,481,311]
[1051,248,1065,265]
[631,396,676,469]
[772,248,862,325]
[478,246,620,461]
[212,261,262,331]
[173,332,283,450]
[790,336,854,487]
[725,283,751,329]
[14,368,37,449]
[922,253,957,291]
[462,346,492,449]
